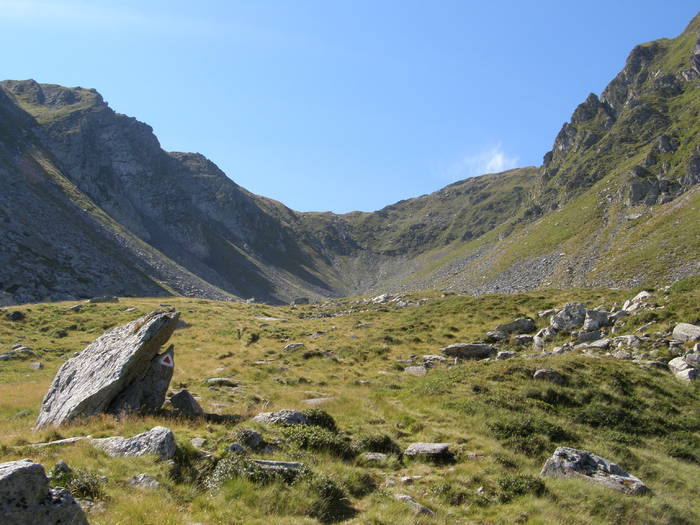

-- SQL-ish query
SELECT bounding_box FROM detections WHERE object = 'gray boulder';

[550,303,586,331]
[540,447,647,495]
[533,369,565,385]
[405,442,453,462]
[237,429,265,449]
[130,473,161,489]
[485,330,507,343]
[496,317,536,335]
[91,426,177,460]
[672,323,700,343]
[668,356,698,381]
[575,330,602,344]
[36,309,179,428]
[0,459,88,525]
[170,389,204,415]
[583,309,611,331]
[441,343,496,359]
[404,366,427,376]
[206,377,239,387]
[252,409,309,425]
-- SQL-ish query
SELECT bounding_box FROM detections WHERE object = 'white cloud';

[442,143,519,182]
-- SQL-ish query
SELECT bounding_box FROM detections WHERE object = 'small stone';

[393,493,435,516]
[360,452,388,464]
[485,330,507,343]
[190,437,206,448]
[283,343,305,351]
[170,389,203,415]
[88,296,119,303]
[29,362,44,370]
[206,377,238,387]
[405,366,427,376]
[226,443,246,454]
[496,351,517,360]
[5,311,25,321]
[129,473,161,489]
[533,369,565,385]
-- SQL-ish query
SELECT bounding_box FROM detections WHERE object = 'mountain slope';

[1,12,700,304]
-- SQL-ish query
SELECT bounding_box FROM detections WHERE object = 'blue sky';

[1,1,698,212]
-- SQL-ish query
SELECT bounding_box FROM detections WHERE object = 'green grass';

[0,285,698,524]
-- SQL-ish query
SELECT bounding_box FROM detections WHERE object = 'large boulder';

[550,303,586,331]
[0,459,88,525]
[441,343,496,359]
[91,426,177,460]
[36,309,179,428]
[496,317,536,335]
[540,447,647,495]
[672,323,700,343]
[252,409,309,425]
[668,356,698,381]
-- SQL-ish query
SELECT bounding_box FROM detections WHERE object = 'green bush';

[487,415,573,454]
[51,466,106,500]
[301,408,338,431]
[670,275,700,294]
[665,432,700,464]
[354,433,401,455]
[205,454,304,490]
[282,425,355,459]
[303,475,352,523]
[497,474,547,502]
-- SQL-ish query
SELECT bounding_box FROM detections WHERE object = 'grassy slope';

[0,282,698,524]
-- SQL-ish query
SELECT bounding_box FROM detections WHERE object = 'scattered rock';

[533,369,565,385]
[622,291,652,312]
[252,409,309,425]
[405,442,453,462]
[668,356,698,381]
[540,446,647,495]
[575,330,602,344]
[613,335,642,348]
[30,436,92,449]
[67,305,82,312]
[538,309,557,318]
[405,366,427,376]
[441,343,496,359]
[360,452,388,464]
[302,397,336,406]
[226,443,246,454]
[283,343,305,351]
[36,309,179,428]
[485,330,507,343]
[206,377,238,388]
[50,460,72,480]
[393,493,435,516]
[672,323,700,343]
[251,459,304,473]
[191,437,206,448]
[515,334,534,345]
[612,350,633,360]
[5,311,25,321]
[170,389,204,415]
[29,362,44,370]
[0,459,88,524]
[130,473,161,489]
[91,426,177,460]
[550,303,587,331]
[88,296,119,303]
[237,429,264,449]
[496,317,536,335]
[583,309,611,331]
[422,355,447,367]
[496,351,517,360]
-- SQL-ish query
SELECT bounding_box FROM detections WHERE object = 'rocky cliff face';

[1,13,699,305]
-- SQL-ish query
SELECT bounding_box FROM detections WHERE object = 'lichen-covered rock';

[36,310,179,428]
[91,426,177,460]
[441,343,496,359]
[550,303,586,331]
[496,317,536,335]
[672,323,700,343]
[0,459,88,525]
[540,447,647,495]
[252,409,309,425]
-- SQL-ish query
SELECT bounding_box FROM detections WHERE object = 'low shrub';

[354,433,401,455]
[282,425,355,459]
[497,474,547,503]
[302,408,337,431]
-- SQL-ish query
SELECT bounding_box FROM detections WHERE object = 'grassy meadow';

[0,282,699,524]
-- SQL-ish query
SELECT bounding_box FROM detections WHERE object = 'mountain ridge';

[1,12,699,305]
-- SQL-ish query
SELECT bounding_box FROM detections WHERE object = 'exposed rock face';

[540,447,648,495]
[36,309,179,428]
[91,426,177,460]
[0,459,88,525]
[441,343,497,359]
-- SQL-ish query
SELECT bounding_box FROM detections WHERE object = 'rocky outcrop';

[540,447,647,495]
[0,459,88,525]
[36,310,179,428]
[91,426,177,460]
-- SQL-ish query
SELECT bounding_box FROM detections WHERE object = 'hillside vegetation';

[1,281,698,524]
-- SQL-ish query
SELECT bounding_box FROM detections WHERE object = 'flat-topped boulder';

[496,317,536,335]
[405,442,453,462]
[441,343,496,359]
[252,409,309,425]
[91,426,177,460]
[540,447,647,495]
[0,459,88,525]
[36,309,179,428]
